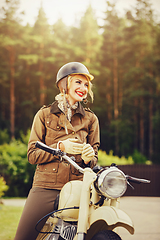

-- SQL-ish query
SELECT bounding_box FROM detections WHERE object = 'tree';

[0,0,23,139]
[71,4,102,76]
[32,5,52,106]
[100,1,125,155]
[17,24,39,131]
[0,0,160,163]
[51,19,73,69]
[123,0,157,158]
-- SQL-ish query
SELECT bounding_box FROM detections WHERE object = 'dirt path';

[2,198,26,206]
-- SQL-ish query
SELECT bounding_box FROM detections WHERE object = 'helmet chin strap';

[62,89,69,135]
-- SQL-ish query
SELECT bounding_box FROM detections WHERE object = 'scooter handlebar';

[35,141,84,174]
[35,141,62,156]
[126,175,150,184]
[35,141,150,182]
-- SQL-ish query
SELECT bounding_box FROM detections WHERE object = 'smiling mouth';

[76,91,84,97]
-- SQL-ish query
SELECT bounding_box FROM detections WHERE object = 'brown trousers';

[14,187,60,240]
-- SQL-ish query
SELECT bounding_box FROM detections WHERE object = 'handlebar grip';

[35,141,84,174]
[35,141,58,155]
[126,175,150,184]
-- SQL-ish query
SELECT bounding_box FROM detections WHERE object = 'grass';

[0,204,23,240]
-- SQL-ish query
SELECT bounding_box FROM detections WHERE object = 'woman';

[14,62,100,240]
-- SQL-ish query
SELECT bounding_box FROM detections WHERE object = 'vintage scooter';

[35,141,150,240]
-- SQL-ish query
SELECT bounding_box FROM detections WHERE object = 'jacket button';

[53,168,56,171]
[57,126,60,129]
[72,131,75,134]
[45,168,47,170]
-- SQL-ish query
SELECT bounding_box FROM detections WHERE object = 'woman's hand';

[58,138,84,154]
[81,144,95,164]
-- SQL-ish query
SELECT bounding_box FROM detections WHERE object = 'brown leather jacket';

[28,101,100,190]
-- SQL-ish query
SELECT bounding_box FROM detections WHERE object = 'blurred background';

[0,0,160,198]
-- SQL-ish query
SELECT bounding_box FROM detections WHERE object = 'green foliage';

[98,149,152,166]
[0,129,10,145]
[98,150,134,166]
[19,129,31,144]
[0,139,35,197]
[131,149,151,164]
[0,176,9,198]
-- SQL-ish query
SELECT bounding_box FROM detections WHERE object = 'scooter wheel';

[91,230,122,240]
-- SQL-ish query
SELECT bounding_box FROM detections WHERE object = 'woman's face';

[67,74,89,105]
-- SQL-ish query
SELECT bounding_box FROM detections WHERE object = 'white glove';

[58,138,84,154]
[81,144,95,164]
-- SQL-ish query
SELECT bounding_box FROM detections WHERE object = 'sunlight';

[43,0,88,25]
[0,0,159,26]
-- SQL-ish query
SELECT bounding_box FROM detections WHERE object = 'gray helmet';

[56,62,94,86]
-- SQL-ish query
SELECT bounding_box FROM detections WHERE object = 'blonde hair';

[67,74,94,102]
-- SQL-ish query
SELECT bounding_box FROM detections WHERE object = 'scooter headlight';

[95,167,127,199]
